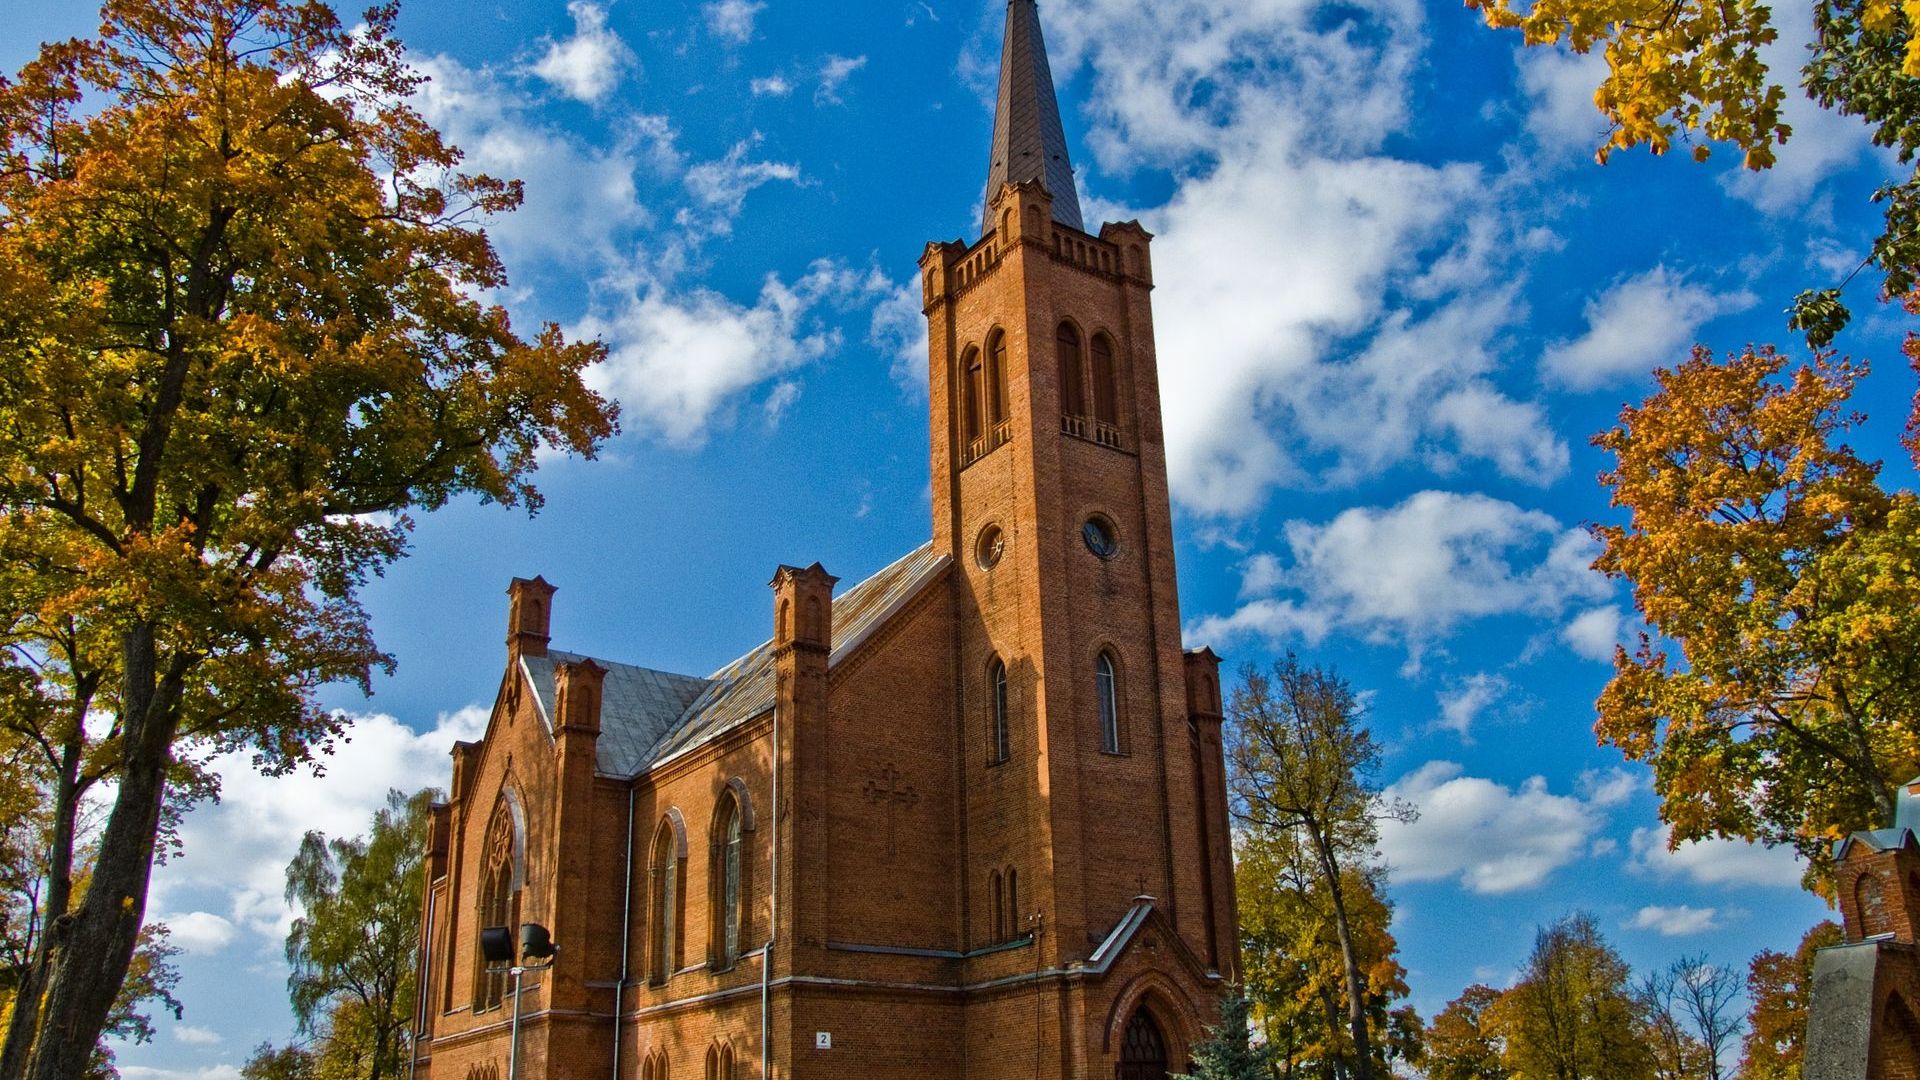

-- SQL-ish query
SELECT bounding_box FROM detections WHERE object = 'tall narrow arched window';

[962,346,984,445]
[650,820,681,984]
[1091,333,1119,430]
[712,795,744,968]
[473,795,522,1013]
[990,657,1009,764]
[1096,651,1121,754]
[1057,323,1086,419]
[988,331,1009,428]
[990,870,1004,942]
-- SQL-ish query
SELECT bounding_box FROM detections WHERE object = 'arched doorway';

[1117,1008,1170,1080]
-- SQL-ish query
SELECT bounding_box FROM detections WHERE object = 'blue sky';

[7,0,1917,1074]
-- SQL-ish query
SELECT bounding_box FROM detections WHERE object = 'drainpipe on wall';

[612,784,636,1080]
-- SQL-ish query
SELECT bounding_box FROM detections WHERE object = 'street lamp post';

[482,923,558,1080]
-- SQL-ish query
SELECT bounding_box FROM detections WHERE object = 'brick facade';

[410,5,1237,1077]
[1804,778,1920,1078]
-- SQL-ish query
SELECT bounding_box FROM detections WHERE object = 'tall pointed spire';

[984,0,1084,236]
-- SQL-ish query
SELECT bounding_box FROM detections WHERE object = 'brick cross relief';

[862,763,920,858]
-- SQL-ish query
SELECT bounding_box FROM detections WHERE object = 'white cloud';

[681,140,803,235]
[529,2,637,105]
[870,277,931,390]
[815,54,868,105]
[152,707,488,945]
[1517,48,1611,159]
[159,910,237,954]
[751,74,793,98]
[581,261,887,445]
[1188,491,1609,663]
[1629,904,1723,936]
[1379,761,1618,893]
[172,1025,223,1046]
[408,54,658,274]
[1579,767,1641,808]
[703,0,766,45]
[1542,265,1757,390]
[1630,823,1806,888]
[1436,673,1510,741]
[1563,605,1627,663]
[1719,0,1885,214]
[1031,0,1562,513]
[120,1068,244,1080]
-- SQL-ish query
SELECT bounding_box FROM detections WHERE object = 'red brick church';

[410,3,1239,1076]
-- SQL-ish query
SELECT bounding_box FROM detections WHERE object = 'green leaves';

[282,789,433,1080]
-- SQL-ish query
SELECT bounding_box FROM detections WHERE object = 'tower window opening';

[1097,651,1122,754]
[1057,323,1086,427]
[1091,333,1121,448]
[990,657,1010,764]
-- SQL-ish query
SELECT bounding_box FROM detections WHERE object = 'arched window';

[1119,1009,1170,1080]
[962,346,984,444]
[721,1043,734,1080]
[1006,866,1019,939]
[1091,333,1119,430]
[712,795,744,968]
[990,657,1009,764]
[988,331,1009,428]
[650,819,682,984]
[1057,322,1085,419]
[1097,652,1121,754]
[643,1050,669,1080]
[990,870,1004,943]
[705,1044,721,1080]
[473,795,522,1012]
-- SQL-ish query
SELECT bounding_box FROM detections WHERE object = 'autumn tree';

[1739,921,1845,1079]
[1236,828,1419,1077]
[279,790,433,1080]
[1490,913,1655,1080]
[1424,985,1510,1080]
[1228,657,1414,1080]
[1592,347,1920,888]
[1463,0,1920,342]
[0,1,618,1075]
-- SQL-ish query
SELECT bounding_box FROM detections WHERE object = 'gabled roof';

[1833,775,1920,860]
[983,0,1083,235]
[519,543,950,779]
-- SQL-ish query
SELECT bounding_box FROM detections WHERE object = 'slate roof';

[519,543,949,779]
[983,0,1084,235]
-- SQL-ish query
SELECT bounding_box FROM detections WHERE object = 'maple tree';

[1738,921,1844,1078]
[1592,346,1920,888]
[1227,657,1416,1080]
[1424,985,1510,1080]
[0,0,618,1074]
[1465,0,1920,342]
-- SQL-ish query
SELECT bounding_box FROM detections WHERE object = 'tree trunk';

[1316,840,1374,1080]
[0,710,88,1080]
[24,628,179,1080]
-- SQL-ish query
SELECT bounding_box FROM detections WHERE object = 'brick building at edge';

[409,3,1241,1077]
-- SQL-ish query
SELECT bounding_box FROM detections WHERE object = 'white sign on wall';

[815,1032,832,1050]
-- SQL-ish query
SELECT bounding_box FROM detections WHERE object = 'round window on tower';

[976,524,1006,570]
[1081,516,1118,560]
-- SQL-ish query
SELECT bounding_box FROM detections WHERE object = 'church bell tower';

[919,0,1237,985]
